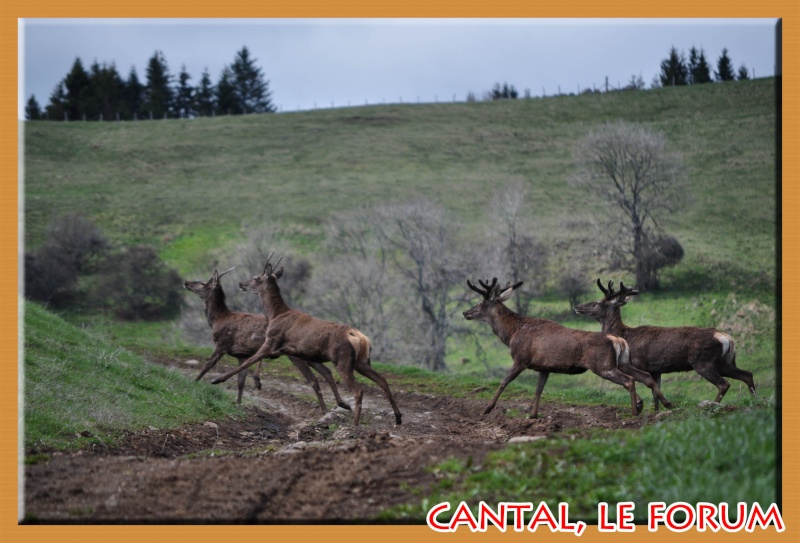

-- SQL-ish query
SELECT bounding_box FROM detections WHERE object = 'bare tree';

[309,210,422,364]
[373,200,466,372]
[488,181,548,315]
[572,121,689,290]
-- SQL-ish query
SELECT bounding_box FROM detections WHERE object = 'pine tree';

[738,63,750,80]
[46,81,67,120]
[695,49,713,84]
[144,50,174,118]
[64,58,91,120]
[229,46,275,114]
[174,64,195,118]
[195,68,216,116]
[25,95,41,120]
[215,66,237,115]
[716,48,736,81]
[124,67,145,119]
[659,46,688,86]
[687,47,699,84]
[89,61,124,120]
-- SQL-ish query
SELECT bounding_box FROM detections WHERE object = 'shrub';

[92,245,182,320]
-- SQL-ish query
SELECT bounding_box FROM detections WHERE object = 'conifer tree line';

[25,46,275,121]
[659,45,752,87]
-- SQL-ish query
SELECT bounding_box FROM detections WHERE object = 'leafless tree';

[372,200,467,371]
[487,181,548,315]
[309,210,423,364]
[572,121,689,290]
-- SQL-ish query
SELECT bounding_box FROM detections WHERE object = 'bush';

[92,245,182,320]
[24,213,107,304]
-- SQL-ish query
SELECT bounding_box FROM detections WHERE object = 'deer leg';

[251,359,263,390]
[334,361,365,426]
[309,361,351,410]
[718,363,756,396]
[651,373,662,412]
[196,346,226,381]
[288,357,328,413]
[594,367,642,416]
[236,367,247,404]
[616,362,673,410]
[211,339,277,385]
[354,359,402,425]
[483,363,525,415]
[529,370,550,419]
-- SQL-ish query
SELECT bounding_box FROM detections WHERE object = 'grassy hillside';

[23,300,237,451]
[24,78,776,290]
[23,78,777,404]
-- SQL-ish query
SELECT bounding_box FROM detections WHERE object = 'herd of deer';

[184,255,756,427]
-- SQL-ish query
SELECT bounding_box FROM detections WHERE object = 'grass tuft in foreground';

[23,300,238,452]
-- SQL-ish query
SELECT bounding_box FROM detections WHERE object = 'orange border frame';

[2,3,797,542]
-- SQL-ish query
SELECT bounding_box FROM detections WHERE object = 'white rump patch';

[714,332,733,357]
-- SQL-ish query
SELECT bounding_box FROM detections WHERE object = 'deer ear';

[498,287,515,302]
[274,266,284,279]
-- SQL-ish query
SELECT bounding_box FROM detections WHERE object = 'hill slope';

[24,78,776,287]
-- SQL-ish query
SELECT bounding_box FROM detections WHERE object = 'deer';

[464,277,673,418]
[574,279,756,411]
[183,267,351,411]
[210,255,402,426]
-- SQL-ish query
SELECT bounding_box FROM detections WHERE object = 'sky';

[20,18,778,117]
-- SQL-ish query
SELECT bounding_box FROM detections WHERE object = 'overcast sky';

[20,18,778,117]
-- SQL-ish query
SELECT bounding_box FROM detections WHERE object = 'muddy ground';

[24,358,652,523]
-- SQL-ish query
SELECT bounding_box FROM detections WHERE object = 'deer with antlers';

[464,277,672,417]
[183,267,351,410]
[574,279,756,411]
[210,256,402,426]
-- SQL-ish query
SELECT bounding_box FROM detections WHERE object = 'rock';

[184,359,201,366]
[508,435,546,444]
[203,421,219,429]
[699,400,723,409]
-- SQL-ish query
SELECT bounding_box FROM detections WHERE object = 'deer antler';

[619,282,639,297]
[263,252,276,275]
[597,278,609,296]
[217,266,236,279]
[467,277,498,299]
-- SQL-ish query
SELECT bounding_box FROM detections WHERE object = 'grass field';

[22,75,778,488]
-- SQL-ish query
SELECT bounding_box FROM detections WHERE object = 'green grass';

[23,300,238,452]
[386,407,777,522]
[24,78,776,294]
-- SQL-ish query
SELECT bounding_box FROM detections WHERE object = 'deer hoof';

[338,401,352,411]
[211,377,223,385]
[253,376,262,390]
[395,414,403,425]
[635,399,644,415]
[662,400,674,409]
[482,406,493,415]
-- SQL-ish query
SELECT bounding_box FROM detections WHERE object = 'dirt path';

[24,359,648,523]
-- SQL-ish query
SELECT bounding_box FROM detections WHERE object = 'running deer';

[210,256,402,426]
[183,267,351,411]
[464,277,672,417]
[574,279,756,410]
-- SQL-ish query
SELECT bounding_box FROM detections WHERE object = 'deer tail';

[714,332,736,366]
[347,329,372,366]
[607,335,630,368]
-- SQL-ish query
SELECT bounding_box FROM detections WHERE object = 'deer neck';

[260,282,291,320]
[601,308,627,336]
[205,287,231,327]
[487,304,525,347]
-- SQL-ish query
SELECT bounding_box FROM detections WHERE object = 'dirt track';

[24,359,648,523]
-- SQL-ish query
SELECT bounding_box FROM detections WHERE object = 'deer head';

[239,253,284,293]
[463,277,524,321]
[573,278,639,322]
[183,267,236,300]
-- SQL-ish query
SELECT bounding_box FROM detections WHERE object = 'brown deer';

[464,277,672,417]
[574,279,756,411]
[210,256,402,426]
[183,267,351,411]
